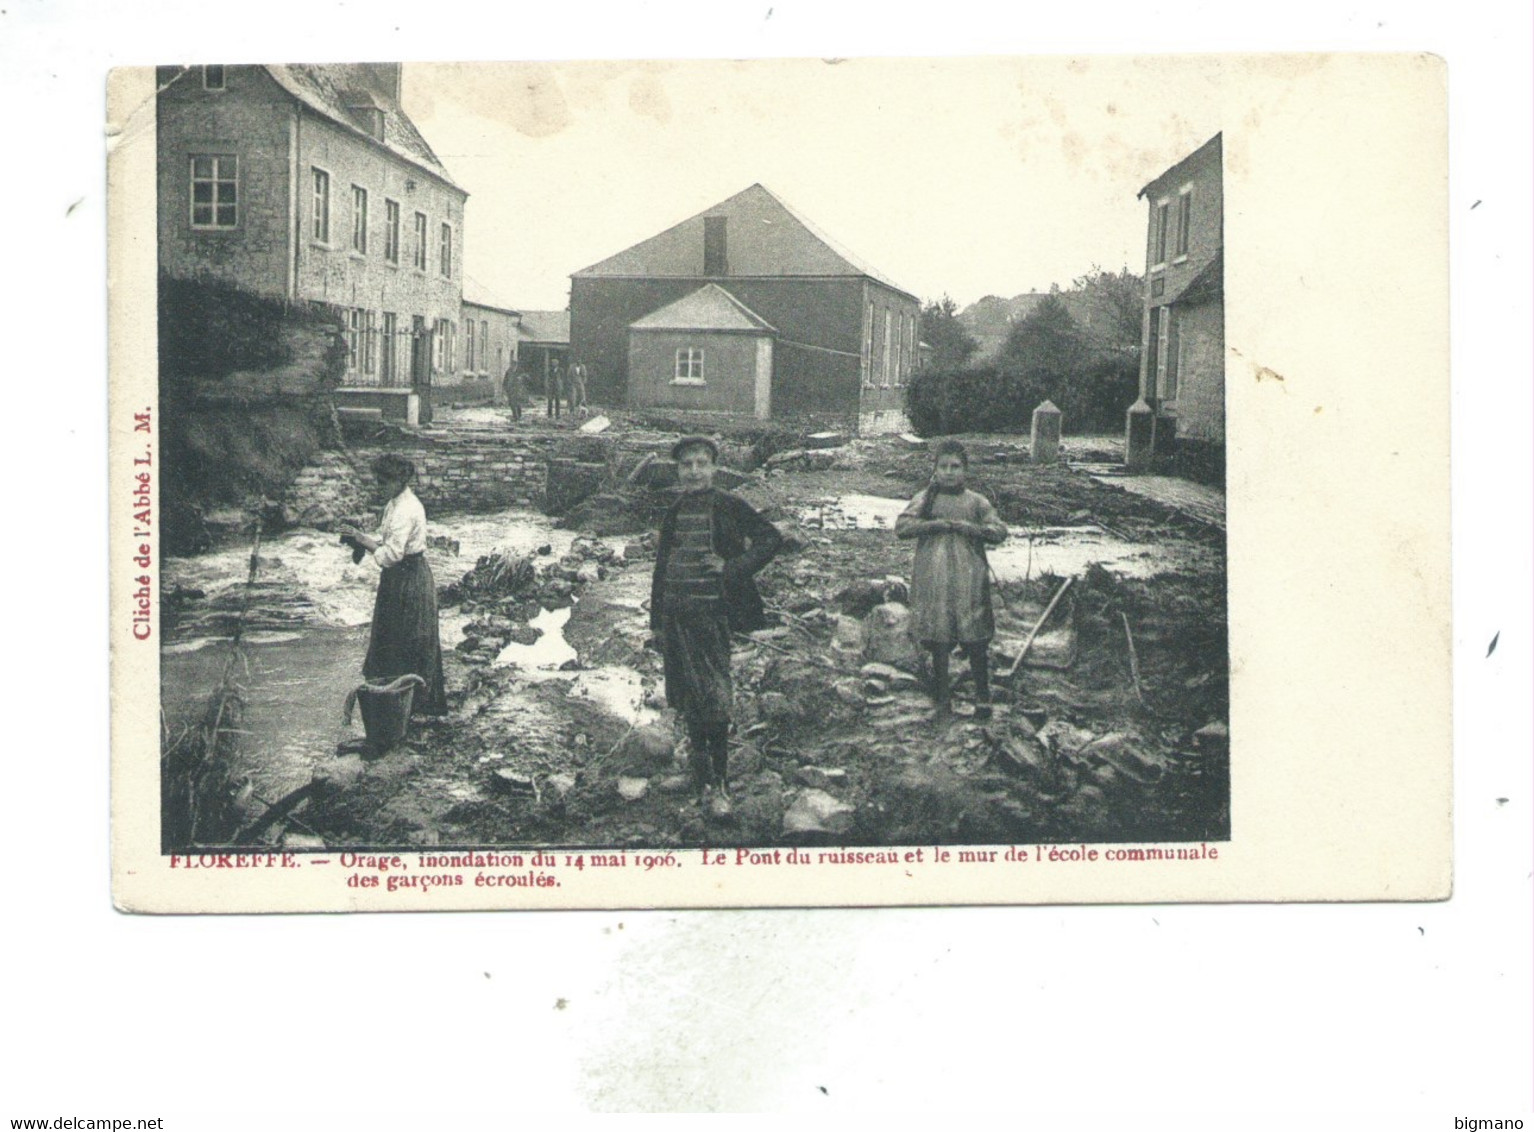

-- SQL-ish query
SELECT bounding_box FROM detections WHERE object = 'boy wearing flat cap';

[650,436,783,819]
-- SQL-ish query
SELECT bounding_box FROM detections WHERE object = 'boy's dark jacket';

[650,488,784,633]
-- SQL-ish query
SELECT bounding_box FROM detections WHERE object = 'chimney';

[704,215,728,276]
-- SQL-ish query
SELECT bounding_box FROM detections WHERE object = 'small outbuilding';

[627,283,776,420]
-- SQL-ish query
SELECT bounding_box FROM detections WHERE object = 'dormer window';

[343,90,387,142]
[202,65,225,90]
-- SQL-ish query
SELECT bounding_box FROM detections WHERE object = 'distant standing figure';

[546,359,564,420]
[339,454,448,716]
[502,361,524,422]
[895,439,1007,721]
[568,360,589,414]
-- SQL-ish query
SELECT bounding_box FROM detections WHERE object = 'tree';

[919,295,979,373]
[1071,265,1143,354]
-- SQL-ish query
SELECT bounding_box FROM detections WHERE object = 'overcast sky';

[402,56,1224,312]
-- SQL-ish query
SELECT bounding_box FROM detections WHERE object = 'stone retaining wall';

[284,431,618,522]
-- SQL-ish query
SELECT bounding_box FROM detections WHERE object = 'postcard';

[109,53,1449,911]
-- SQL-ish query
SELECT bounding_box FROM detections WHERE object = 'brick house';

[570,183,919,432]
[156,63,466,425]
[1137,133,1224,482]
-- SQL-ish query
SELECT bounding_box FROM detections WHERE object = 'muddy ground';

[168,426,1229,851]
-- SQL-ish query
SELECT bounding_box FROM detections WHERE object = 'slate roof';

[1138,133,1222,201]
[263,64,461,191]
[516,310,570,345]
[1170,248,1223,307]
[629,284,777,334]
[573,183,913,299]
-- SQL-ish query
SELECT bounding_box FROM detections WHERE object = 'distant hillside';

[958,287,1130,363]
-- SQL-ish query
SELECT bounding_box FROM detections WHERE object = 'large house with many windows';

[570,184,919,431]
[156,63,466,424]
[1137,133,1224,482]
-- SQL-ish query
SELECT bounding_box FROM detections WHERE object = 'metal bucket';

[344,674,427,751]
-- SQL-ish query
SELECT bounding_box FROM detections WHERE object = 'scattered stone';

[830,614,867,655]
[1038,719,1094,755]
[616,724,677,774]
[617,776,650,802]
[1194,721,1230,753]
[489,769,537,794]
[759,691,794,724]
[862,601,922,671]
[991,734,1049,778]
[833,678,865,707]
[311,754,366,793]
[860,662,919,689]
[576,562,603,585]
[1080,733,1165,784]
[282,832,328,850]
[655,774,694,794]
[579,414,612,433]
[783,788,855,835]
[536,544,553,556]
[835,579,886,618]
[806,431,847,450]
[793,765,849,789]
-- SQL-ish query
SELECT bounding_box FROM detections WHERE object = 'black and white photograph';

[148,57,1232,866]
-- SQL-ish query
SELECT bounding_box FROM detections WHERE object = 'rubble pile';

[444,535,638,669]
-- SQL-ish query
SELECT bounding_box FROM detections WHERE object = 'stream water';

[160,508,586,798]
[799,494,1218,580]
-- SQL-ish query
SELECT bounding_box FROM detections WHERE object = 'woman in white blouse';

[339,455,448,716]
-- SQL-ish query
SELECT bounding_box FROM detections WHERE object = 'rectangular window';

[861,303,874,387]
[347,308,362,371]
[481,321,489,372]
[362,310,376,376]
[1154,199,1170,267]
[1176,188,1192,258]
[466,320,476,372]
[381,312,397,385]
[673,347,705,384]
[881,309,892,387]
[1163,309,1180,401]
[433,319,456,373]
[439,222,452,278]
[384,200,400,263]
[1146,306,1161,397]
[202,65,225,90]
[413,212,427,270]
[351,186,368,254]
[311,168,330,243]
[189,154,237,228]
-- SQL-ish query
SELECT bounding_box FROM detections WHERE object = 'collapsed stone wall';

[282,431,617,524]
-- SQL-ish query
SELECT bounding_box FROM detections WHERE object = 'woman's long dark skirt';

[363,552,448,716]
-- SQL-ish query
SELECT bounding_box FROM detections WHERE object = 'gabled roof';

[630,284,777,334]
[263,64,461,191]
[573,183,914,299]
[516,310,570,345]
[1138,133,1221,200]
